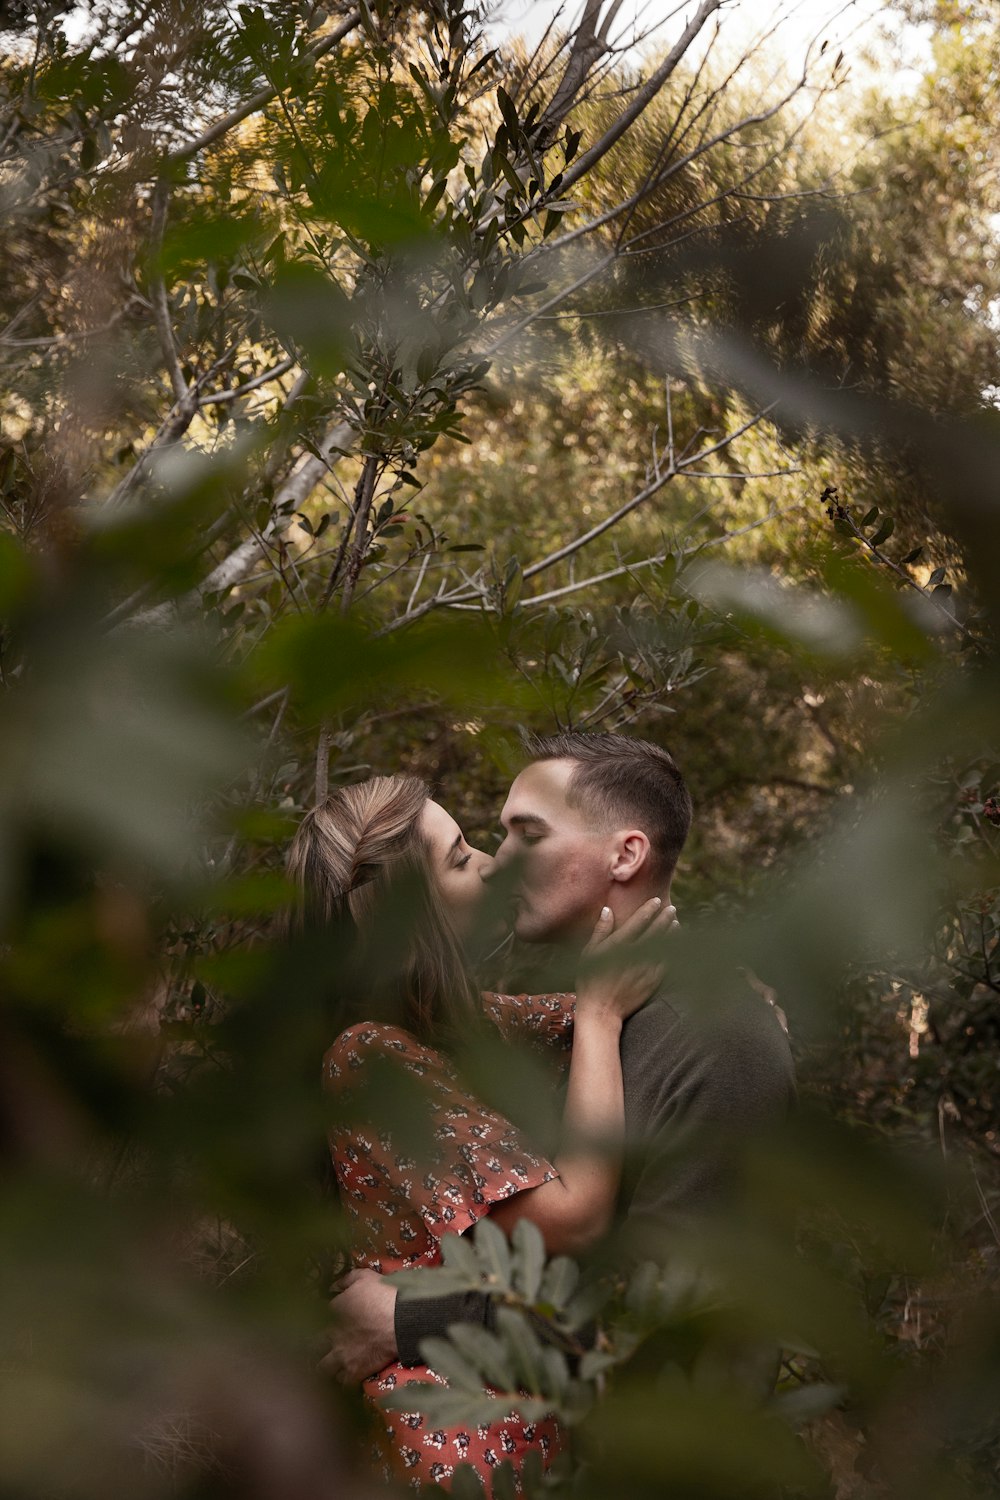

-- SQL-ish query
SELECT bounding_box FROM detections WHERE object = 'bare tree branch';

[557,0,723,195]
[520,405,775,582]
[164,10,362,166]
[541,1,613,133]
[200,359,296,406]
[125,417,355,627]
[149,183,189,405]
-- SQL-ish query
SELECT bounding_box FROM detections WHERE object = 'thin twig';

[199,358,296,405]
[149,183,188,405]
[165,10,362,165]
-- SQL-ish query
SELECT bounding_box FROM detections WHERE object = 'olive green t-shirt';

[395,984,795,1363]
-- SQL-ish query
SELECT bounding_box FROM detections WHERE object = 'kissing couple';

[286,729,795,1492]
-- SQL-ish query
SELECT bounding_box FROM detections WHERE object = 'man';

[322,730,795,1381]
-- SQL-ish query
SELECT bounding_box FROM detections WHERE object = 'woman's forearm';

[489,1008,625,1254]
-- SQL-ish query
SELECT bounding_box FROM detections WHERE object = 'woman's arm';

[489,898,675,1255]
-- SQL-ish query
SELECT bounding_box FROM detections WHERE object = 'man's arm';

[395,1287,495,1365]
[321,1268,493,1383]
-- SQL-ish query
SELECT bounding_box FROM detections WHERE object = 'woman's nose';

[477,849,495,882]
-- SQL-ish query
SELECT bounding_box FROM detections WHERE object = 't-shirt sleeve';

[394,1289,495,1367]
[325,1022,558,1241]
[482,991,575,1048]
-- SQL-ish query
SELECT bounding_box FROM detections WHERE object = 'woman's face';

[419,799,496,944]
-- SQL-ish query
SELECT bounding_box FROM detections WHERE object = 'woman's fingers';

[611,897,675,943]
[619,896,665,937]
[585,897,678,957]
[583,903,616,953]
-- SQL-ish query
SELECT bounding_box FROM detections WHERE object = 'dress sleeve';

[482,991,575,1049]
[324,1023,558,1242]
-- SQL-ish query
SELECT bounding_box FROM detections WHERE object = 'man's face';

[494,758,616,946]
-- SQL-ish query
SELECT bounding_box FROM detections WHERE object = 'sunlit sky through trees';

[490,0,931,92]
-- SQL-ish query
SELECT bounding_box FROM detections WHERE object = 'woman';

[287,775,672,1491]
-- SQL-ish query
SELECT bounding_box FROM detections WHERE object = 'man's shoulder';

[624,982,791,1054]
[620,979,796,1114]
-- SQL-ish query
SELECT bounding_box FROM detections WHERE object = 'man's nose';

[486,836,511,878]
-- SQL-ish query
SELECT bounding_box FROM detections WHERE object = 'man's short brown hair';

[521,729,692,880]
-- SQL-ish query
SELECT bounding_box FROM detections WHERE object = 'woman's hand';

[575,897,677,1025]
[491,896,679,1255]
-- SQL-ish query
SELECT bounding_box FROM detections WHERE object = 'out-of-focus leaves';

[155,210,270,280]
[690,553,938,666]
[263,263,351,379]
[511,1219,545,1303]
[581,1384,828,1497]
[0,531,35,614]
[254,610,531,719]
[0,619,249,902]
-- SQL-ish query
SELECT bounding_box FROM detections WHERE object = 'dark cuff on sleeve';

[394,1290,494,1367]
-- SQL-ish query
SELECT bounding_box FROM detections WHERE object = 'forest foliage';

[1,0,999,1496]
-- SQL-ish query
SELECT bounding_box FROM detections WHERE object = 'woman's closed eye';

[455,852,473,869]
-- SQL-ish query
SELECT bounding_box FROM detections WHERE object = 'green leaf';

[424,177,448,215]
[495,150,524,195]
[446,1322,517,1391]
[540,1344,569,1402]
[416,345,439,383]
[511,1218,545,1303]
[380,1385,502,1426]
[625,1260,661,1319]
[473,1216,513,1289]
[388,1266,480,1300]
[579,1348,618,1380]
[860,506,880,527]
[263,263,349,379]
[503,556,523,610]
[587,1388,827,1494]
[494,1307,547,1395]
[496,86,519,140]
[0,531,34,614]
[451,1465,487,1500]
[441,1232,482,1281]
[158,212,263,278]
[538,1255,578,1312]
[869,517,895,547]
[491,1461,519,1500]
[417,1336,486,1393]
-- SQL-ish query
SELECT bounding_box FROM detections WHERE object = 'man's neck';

[607,879,671,929]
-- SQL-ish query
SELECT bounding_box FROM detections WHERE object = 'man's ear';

[609,830,651,883]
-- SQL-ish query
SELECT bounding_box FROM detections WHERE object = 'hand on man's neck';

[603,878,671,932]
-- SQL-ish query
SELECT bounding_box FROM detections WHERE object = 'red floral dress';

[325,993,575,1492]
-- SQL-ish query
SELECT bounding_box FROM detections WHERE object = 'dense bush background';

[1,1,998,1495]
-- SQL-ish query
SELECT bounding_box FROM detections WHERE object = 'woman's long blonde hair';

[285,775,477,1041]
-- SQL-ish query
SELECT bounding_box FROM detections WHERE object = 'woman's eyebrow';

[445,832,463,863]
